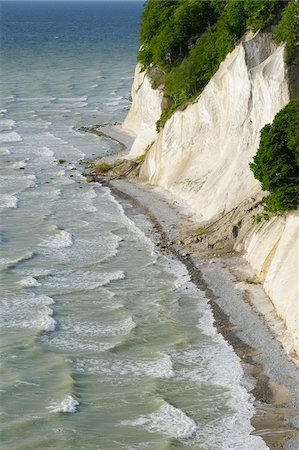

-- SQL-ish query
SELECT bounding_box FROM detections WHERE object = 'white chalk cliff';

[122,31,299,356]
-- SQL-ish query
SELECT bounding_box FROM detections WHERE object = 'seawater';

[0,2,267,449]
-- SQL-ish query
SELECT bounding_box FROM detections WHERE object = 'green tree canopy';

[250,98,299,213]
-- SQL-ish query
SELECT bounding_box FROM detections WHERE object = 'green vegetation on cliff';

[250,98,299,213]
[274,0,299,64]
[138,0,290,129]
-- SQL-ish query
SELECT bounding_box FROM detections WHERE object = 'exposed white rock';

[139,32,289,221]
[122,31,298,356]
[121,64,163,158]
[245,212,299,356]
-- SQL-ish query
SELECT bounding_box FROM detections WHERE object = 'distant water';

[0,2,267,449]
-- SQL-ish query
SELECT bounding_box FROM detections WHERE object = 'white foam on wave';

[15,380,40,387]
[0,251,35,271]
[47,395,79,413]
[83,205,98,213]
[11,159,27,169]
[74,352,174,379]
[61,315,136,338]
[166,299,269,449]
[42,269,125,293]
[104,99,123,107]
[19,276,41,288]
[57,96,87,102]
[122,401,197,440]
[43,334,116,352]
[0,194,18,209]
[101,187,156,255]
[0,119,15,131]
[40,309,56,332]
[0,173,37,194]
[0,294,56,332]
[19,96,55,103]
[0,132,22,143]
[19,268,52,278]
[0,148,10,155]
[38,230,73,249]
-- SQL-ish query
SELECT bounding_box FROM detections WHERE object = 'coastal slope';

[121,31,299,357]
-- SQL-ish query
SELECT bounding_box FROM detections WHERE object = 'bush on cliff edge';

[250,98,299,213]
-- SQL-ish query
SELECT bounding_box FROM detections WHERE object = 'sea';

[0,2,267,449]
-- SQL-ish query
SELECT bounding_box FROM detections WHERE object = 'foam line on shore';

[103,177,299,447]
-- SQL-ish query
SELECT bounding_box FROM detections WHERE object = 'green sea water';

[0,2,267,449]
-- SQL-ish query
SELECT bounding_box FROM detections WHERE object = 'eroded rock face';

[140,32,289,222]
[122,31,298,356]
[244,211,299,356]
[121,64,163,158]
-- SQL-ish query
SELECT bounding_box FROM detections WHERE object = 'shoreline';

[102,180,299,450]
[86,126,299,449]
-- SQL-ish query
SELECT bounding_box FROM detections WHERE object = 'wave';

[83,205,98,213]
[47,395,79,413]
[0,294,56,332]
[104,99,124,107]
[41,334,116,352]
[0,174,37,194]
[0,148,10,155]
[18,96,55,103]
[0,251,35,272]
[74,352,174,379]
[0,132,22,143]
[122,401,197,440]
[0,119,15,131]
[19,276,41,288]
[0,194,18,209]
[38,230,73,249]
[101,187,156,255]
[41,269,125,293]
[61,315,136,338]
[56,96,87,102]
[11,159,28,169]
[39,309,56,332]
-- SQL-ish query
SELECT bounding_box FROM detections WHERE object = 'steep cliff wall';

[121,64,163,158]
[140,32,289,220]
[122,32,298,356]
[244,211,299,355]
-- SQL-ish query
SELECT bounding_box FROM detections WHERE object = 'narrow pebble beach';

[1,2,298,450]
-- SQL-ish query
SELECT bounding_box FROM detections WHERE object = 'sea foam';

[39,230,73,249]
[47,395,79,413]
[0,194,18,209]
[0,131,22,143]
[0,294,56,332]
[19,276,41,288]
[122,401,197,440]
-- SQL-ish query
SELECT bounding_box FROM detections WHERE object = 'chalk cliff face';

[123,31,299,356]
[121,64,163,158]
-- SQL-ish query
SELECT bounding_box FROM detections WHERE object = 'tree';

[250,98,299,213]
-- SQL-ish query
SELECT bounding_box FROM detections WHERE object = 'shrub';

[195,226,207,236]
[250,98,299,213]
[94,162,112,174]
[274,1,299,64]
